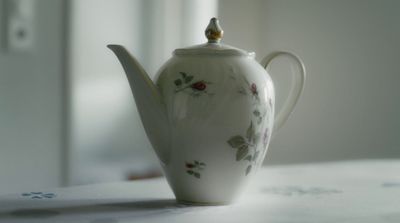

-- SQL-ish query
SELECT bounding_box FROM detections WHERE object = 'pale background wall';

[219,0,400,164]
[0,0,66,192]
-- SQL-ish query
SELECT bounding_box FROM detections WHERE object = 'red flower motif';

[186,163,195,168]
[191,81,206,91]
[250,83,258,95]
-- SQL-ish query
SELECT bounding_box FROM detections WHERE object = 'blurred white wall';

[219,0,400,164]
[0,0,66,193]
[68,0,217,185]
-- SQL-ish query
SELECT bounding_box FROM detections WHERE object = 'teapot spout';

[107,44,170,164]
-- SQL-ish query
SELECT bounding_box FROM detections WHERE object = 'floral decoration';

[174,72,213,97]
[227,121,264,176]
[21,192,56,199]
[263,128,269,147]
[226,76,272,176]
[185,160,206,179]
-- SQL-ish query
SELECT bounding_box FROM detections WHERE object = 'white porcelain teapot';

[108,18,305,205]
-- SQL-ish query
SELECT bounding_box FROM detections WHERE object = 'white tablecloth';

[0,160,399,223]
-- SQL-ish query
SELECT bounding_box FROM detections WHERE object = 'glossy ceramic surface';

[107,18,305,205]
[155,54,274,204]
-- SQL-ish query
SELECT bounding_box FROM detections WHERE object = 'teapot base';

[176,199,232,206]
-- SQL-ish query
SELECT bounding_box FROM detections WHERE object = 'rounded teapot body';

[155,54,275,204]
[108,18,305,205]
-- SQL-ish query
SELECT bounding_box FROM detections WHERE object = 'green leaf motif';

[174,79,182,86]
[253,133,260,144]
[236,146,249,161]
[253,110,260,117]
[184,76,193,83]
[246,165,252,175]
[244,155,252,162]
[187,170,194,175]
[246,121,255,142]
[180,72,187,78]
[257,117,262,124]
[227,135,246,148]
[194,172,201,178]
[253,150,260,161]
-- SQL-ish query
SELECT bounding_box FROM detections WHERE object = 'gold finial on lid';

[205,17,223,43]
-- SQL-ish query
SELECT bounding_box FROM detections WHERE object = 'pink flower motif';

[263,129,269,146]
[250,83,258,96]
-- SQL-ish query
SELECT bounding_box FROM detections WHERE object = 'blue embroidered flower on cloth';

[21,192,56,199]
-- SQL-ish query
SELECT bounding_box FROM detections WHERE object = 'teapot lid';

[174,18,252,57]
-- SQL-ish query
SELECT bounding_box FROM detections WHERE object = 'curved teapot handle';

[261,51,306,135]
